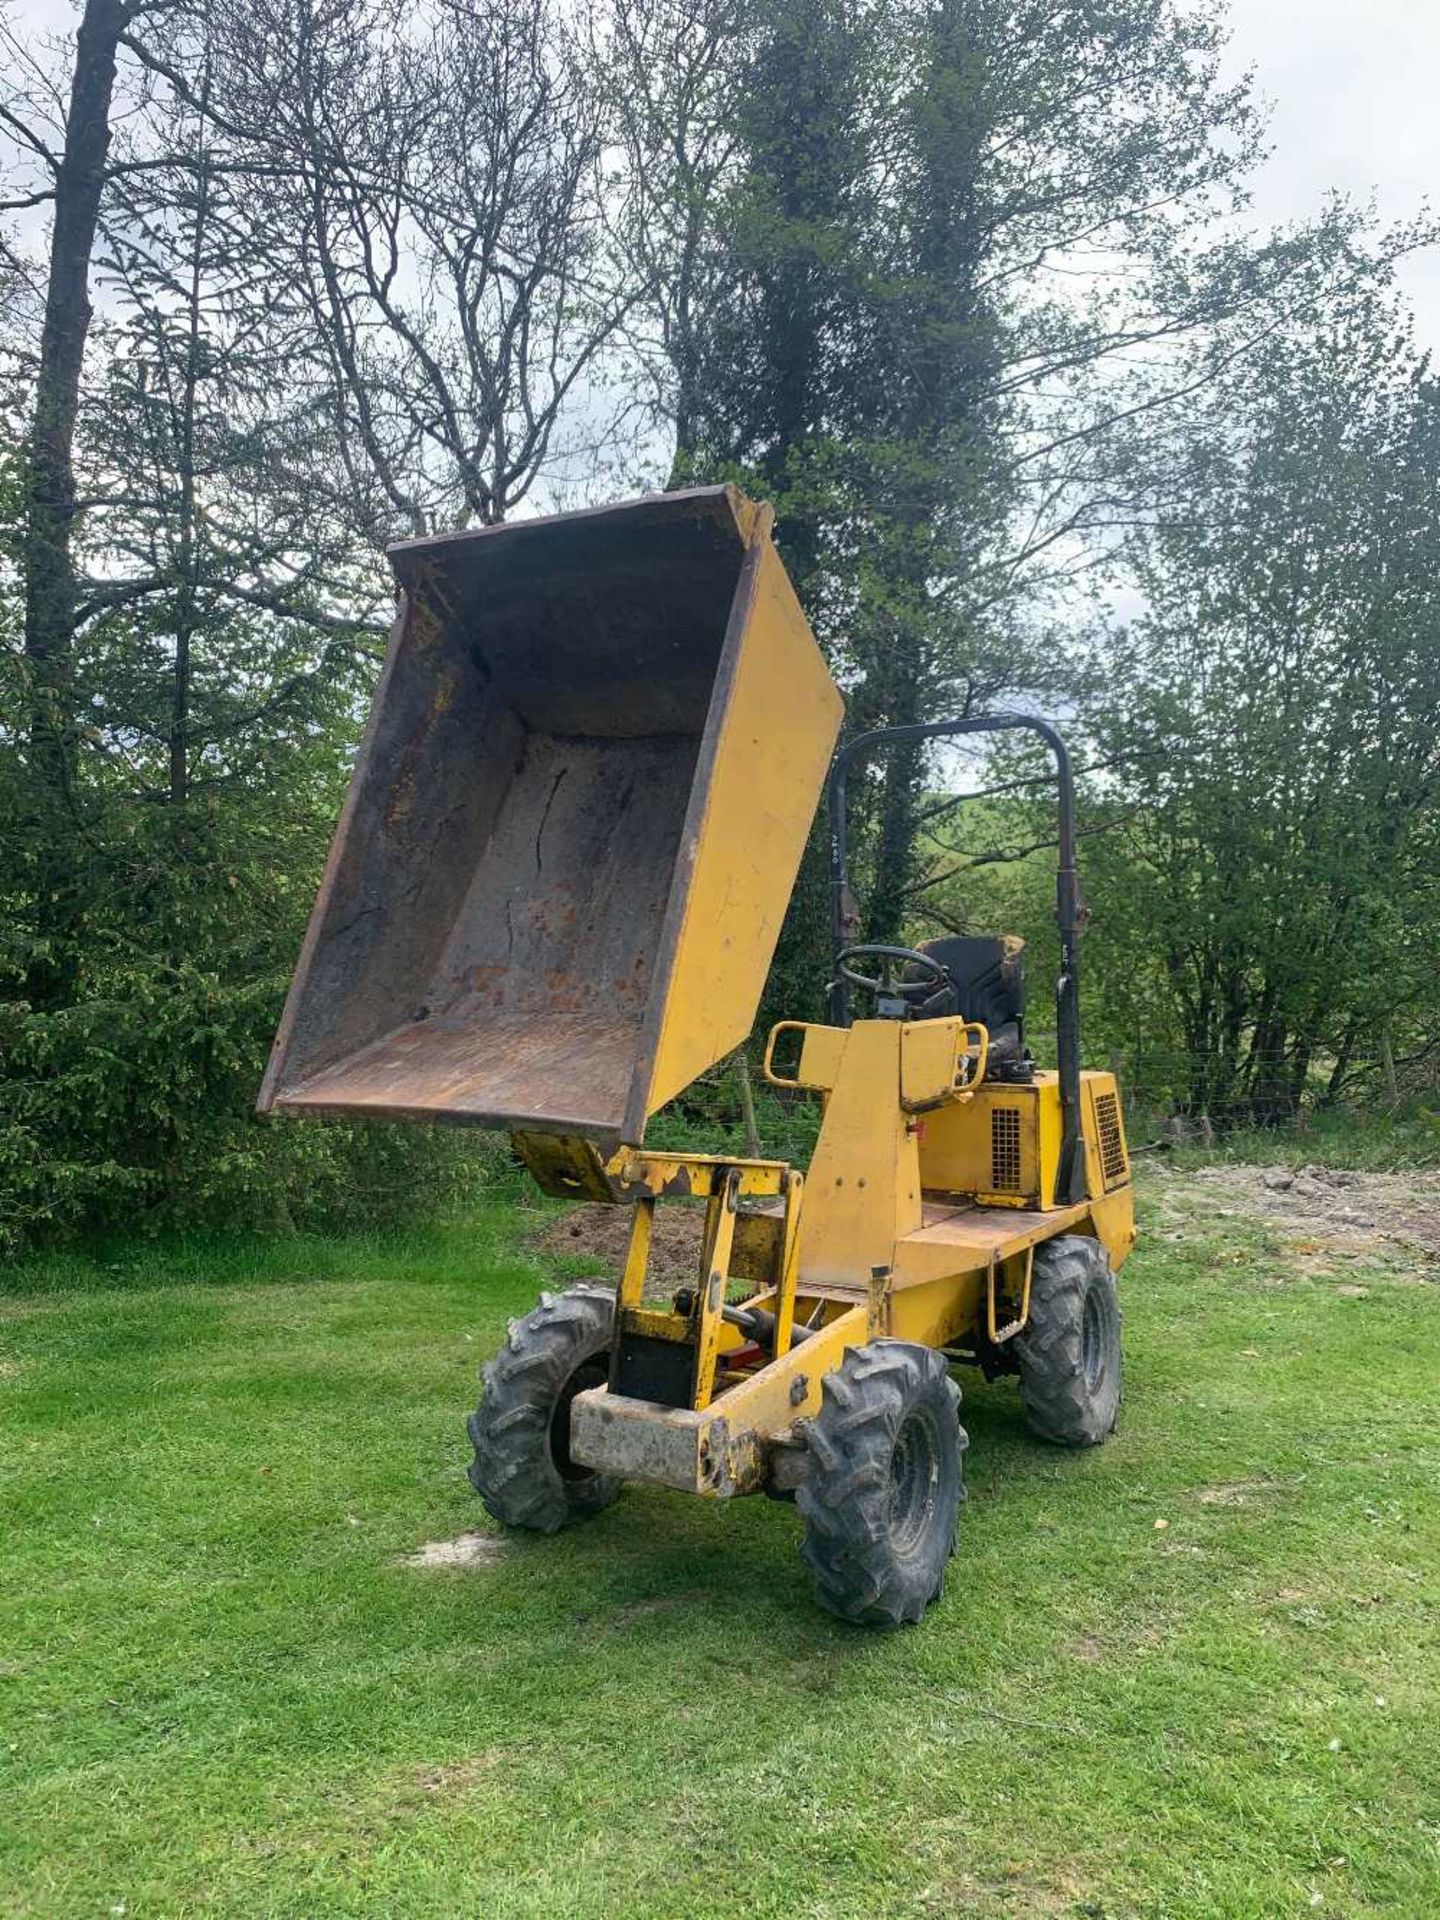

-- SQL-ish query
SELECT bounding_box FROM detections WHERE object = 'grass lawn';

[3,1170,1439,1919]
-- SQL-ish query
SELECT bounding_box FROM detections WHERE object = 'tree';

[594,0,751,476]
[5,0,140,998]
[1082,261,1440,1119]
[0,2,480,1248]
[206,0,635,539]
[604,0,1300,1003]
[84,28,385,808]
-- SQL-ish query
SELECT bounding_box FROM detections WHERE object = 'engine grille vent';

[1095,1091,1127,1184]
[990,1107,1022,1192]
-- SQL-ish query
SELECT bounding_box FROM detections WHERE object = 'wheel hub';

[888,1411,940,1556]
[1081,1287,1105,1392]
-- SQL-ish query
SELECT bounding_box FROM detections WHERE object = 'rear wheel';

[797,1341,966,1627]
[467,1285,622,1532]
[1015,1235,1121,1446]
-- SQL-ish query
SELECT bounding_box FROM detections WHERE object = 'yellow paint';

[772,1168,805,1357]
[641,530,843,1123]
[916,1072,1101,1212]
[617,1198,655,1311]
[796,1020,923,1286]
[692,1176,740,1410]
[763,1020,846,1093]
[898,1017,966,1110]
[988,1246,1034,1343]
[607,1147,789,1199]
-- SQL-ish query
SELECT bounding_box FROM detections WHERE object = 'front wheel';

[467,1285,622,1533]
[1015,1235,1122,1446]
[797,1341,967,1627]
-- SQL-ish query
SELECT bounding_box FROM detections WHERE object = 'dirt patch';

[531,1201,707,1297]
[413,1753,505,1794]
[916,1869,1089,1917]
[0,1297,68,1321]
[402,1531,508,1570]
[538,1165,1440,1288]
[1196,1478,1293,1508]
[1179,1163,1440,1265]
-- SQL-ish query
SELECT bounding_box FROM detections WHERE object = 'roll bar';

[826,713,1087,1206]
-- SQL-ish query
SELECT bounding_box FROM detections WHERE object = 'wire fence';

[655,1037,1439,1163]
[1083,1045,1439,1128]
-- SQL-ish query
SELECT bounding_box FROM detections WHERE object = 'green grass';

[3,1176,1439,1919]
[1161,1107,1440,1174]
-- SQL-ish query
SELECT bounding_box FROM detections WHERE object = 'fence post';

[1381,1025,1400,1111]
[732,1046,762,1159]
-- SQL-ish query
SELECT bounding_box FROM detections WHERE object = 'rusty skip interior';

[258,490,756,1142]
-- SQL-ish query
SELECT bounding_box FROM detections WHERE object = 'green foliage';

[0,52,485,1253]
[898,239,1440,1130]
[1081,267,1440,1120]
[0,691,497,1252]
[1166,1105,1440,1175]
[644,1053,822,1165]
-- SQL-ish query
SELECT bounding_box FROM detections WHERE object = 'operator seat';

[908,934,1029,1075]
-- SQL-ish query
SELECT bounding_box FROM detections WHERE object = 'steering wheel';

[836,944,948,1015]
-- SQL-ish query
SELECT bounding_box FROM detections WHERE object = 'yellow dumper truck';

[260,486,1135,1625]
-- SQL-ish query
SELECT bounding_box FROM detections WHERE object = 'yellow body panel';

[793,1020,923,1285]
[918,1072,1103,1211]
[638,533,843,1128]
[899,1016,968,1111]
[779,1022,1137,1290]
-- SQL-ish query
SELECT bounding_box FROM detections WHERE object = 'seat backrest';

[914,934,1026,1041]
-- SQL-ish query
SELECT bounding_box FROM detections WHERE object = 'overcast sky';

[1223,0,1439,344]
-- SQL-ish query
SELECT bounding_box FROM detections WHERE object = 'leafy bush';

[0,644,502,1256]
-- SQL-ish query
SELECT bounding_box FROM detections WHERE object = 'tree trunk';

[25,0,128,775]
[866,737,922,944]
[1321,1014,1360,1108]
[170,83,214,808]
[730,1046,761,1159]
[22,0,129,995]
